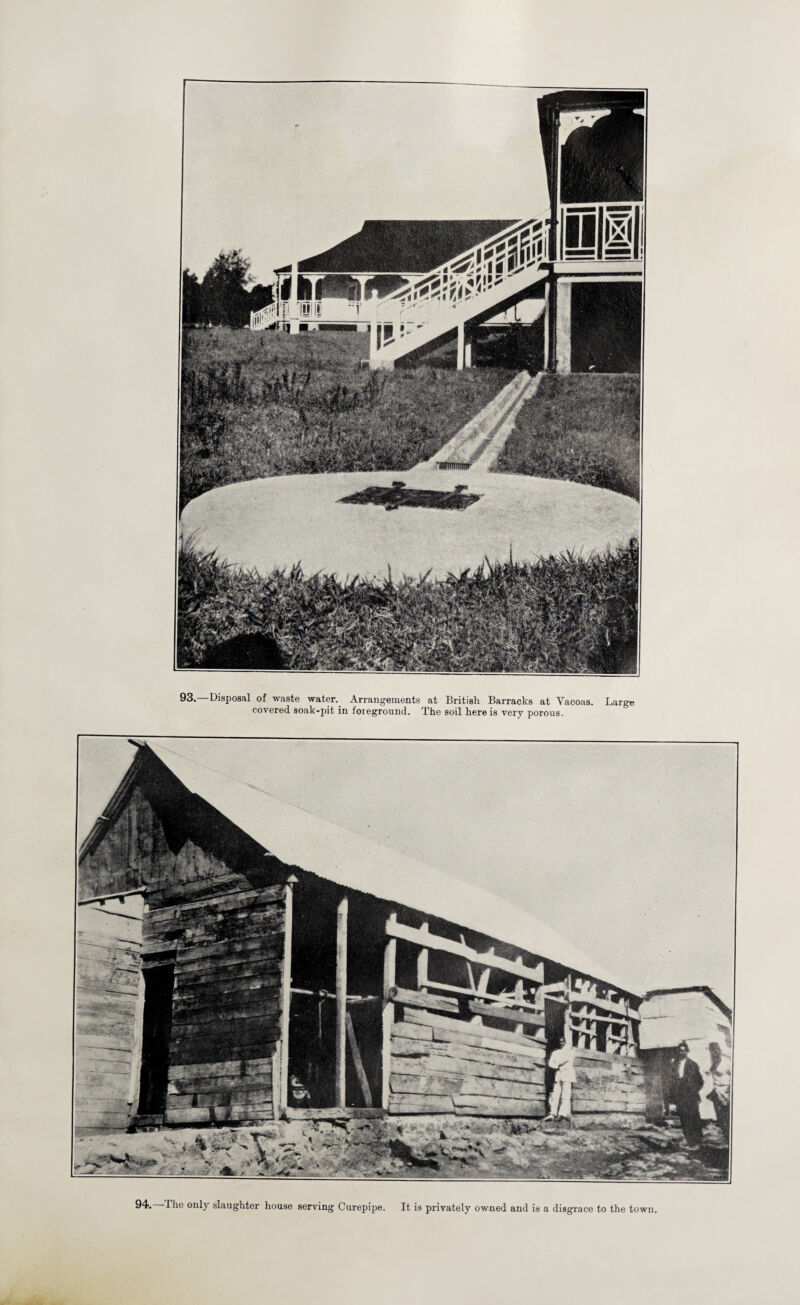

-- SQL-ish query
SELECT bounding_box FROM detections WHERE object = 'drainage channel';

[413,370,541,474]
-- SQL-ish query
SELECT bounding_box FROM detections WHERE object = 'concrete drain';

[339,480,481,512]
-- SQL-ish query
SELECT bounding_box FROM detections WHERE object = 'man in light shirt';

[707,1041,731,1138]
[544,1036,576,1124]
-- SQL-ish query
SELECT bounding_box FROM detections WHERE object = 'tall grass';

[497,374,641,499]
[178,541,639,674]
[180,327,514,509]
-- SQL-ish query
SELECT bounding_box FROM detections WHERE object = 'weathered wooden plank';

[174,971,281,999]
[454,1099,543,1117]
[387,1094,453,1114]
[392,1021,434,1043]
[403,1007,543,1057]
[390,985,459,1015]
[174,983,281,1010]
[392,1071,543,1100]
[176,947,283,979]
[392,1032,543,1072]
[574,1047,643,1064]
[386,919,545,984]
[175,937,283,965]
[468,1000,545,1029]
[392,1052,544,1086]
[169,1056,273,1077]
[164,1107,213,1124]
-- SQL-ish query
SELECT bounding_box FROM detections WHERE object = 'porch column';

[335,896,348,1107]
[543,280,551,370]
[306,274,321,330]
[289,260,300,334]
[555,278,572,373]
[457,320,474,370]
[354,275,370,331]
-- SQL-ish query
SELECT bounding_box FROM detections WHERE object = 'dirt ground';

[74,1115,728,1182]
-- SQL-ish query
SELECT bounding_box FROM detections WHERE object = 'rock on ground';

[74,1117,728,1182]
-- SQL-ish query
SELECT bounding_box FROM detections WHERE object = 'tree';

[181,268,203,325]
[200,249,254,327]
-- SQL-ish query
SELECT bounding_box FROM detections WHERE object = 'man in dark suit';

[672,1040,705,1149]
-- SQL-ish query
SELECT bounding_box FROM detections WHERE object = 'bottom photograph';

[74,737,736,1182]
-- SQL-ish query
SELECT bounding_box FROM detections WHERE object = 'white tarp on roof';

[140,740,639,997]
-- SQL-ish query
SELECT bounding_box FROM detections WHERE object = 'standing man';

[544,1036,576,1124]
[707,1041,731,1139]
[672,1040,704,1149]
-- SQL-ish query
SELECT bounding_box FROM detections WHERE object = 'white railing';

[250,301,278,330]
[559,201,644,262]
[371,214,550,354]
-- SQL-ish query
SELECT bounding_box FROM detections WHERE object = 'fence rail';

[559,201,644,262]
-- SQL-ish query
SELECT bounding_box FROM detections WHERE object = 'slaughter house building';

[75,741,671,1137]
[251,89,645,374]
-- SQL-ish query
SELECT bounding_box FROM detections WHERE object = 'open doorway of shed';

[136,959,175,1118]
[286,881,383,1114]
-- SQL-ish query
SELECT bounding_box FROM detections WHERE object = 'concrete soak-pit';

[180,468,639,582]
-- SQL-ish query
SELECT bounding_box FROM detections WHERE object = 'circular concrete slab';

[180,471,639,582]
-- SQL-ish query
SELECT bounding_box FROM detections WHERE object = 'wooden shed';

[75,741,647,1134]
[638,987,733,1121]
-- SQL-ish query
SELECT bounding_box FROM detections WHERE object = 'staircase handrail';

[371,211,551,352]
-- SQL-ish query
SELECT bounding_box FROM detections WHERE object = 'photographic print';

[177,83,645,673]
[73,738,733,1181]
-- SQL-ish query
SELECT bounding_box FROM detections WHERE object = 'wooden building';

[638,987,733,1121]
[75,741,648,1134]
[252,220,541,335]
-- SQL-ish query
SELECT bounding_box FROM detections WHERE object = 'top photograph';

[176,82,645,674]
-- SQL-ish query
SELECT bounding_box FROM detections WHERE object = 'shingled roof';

[275,219,519,275]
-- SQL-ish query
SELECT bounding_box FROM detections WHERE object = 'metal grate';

[339,480,481,512]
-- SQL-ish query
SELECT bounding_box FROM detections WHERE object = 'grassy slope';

[178,543,639,674]
[497,374,641,499]
[180,328,514,510]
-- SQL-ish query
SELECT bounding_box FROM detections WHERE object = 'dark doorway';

[137,962,175,1116]
[571,281,642,373]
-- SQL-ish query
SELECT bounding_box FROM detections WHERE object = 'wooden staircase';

[369,214,550,369]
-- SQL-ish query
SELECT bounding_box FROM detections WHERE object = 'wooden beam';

[389,985,545,1029]
[278,875,296,1117]
[346,1012,373,1107]
[385,919,544,985]
[382,911,397,1111]
[335,896,348,1108]
[417,921,429,991]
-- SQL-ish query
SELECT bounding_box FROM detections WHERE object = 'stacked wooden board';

[156,883,285,1126]
[572,1047,646,1114]
[74,899,144,1133]
[388,1006,547,1116]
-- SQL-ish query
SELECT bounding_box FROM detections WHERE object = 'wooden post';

[335,896,348,1108]
[278,875,297,1116]
[514,955,524,1037]
[417,921,429,991]
[382,911,397,1111]
[457,319,465,370]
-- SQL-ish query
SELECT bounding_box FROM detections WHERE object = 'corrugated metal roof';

[129,741,639,996]
[275,219,519,275]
